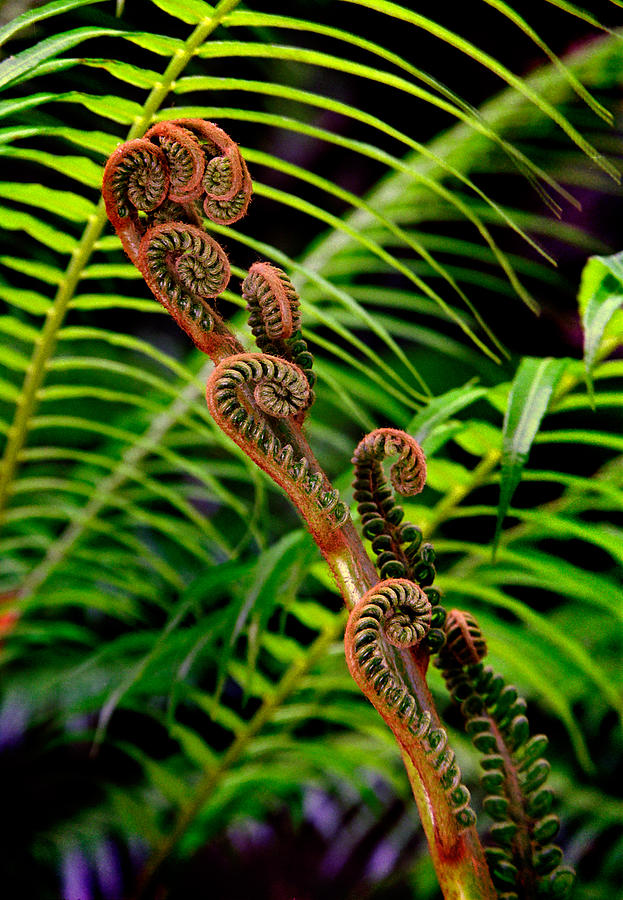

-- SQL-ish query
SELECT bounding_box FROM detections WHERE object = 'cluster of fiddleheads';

[242,262,316,410]
[345,579,476,830]
[206,353,348,530]
[101,119,572,900]
[103,119,252,356]
[104,120,344,539]
[352,429,446,653]
[437,610,575,899]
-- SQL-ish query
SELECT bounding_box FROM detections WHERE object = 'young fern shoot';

[103,119,573,900]
[103,119,251,361]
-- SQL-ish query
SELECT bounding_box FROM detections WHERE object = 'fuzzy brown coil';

[102,119,252,355]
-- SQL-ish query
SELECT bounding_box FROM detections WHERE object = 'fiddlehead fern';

[103,119,252,359]
[242,262,316,404]
[443,608,488,667]
[102,118,500,900]
[437,610,575,899]
[243,262,302,347]
[345,579,476,830]
[103,138,172,260]
[206,353,348,533]
[106,123,352,557]
[147,119,252,222]
[140,222,229,337]
[353,429,446,652]
[145,122,207,203]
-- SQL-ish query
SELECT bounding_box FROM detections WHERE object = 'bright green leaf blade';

[83,56,161,88]
[0,204,77,253]
[150,0,215,23]
[578,251,623,399]
[494,357,568,553]
[343,0,619,181]
[0,182,97,221]
[0,27,125,91]
[543,0,613,32]
[481,0,612,122]
[408,382,487,445]
[0,0,105,48]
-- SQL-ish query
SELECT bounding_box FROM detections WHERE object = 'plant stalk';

[311,485,496,899]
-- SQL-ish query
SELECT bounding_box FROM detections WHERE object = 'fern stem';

[400,750,496,900]
[0,0,244,528]
[137,596,495,900]
[325,533,378,608]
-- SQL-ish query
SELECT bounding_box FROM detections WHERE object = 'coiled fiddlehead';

[206,353,348,534]
[242,262,316,407]
[437,610,575,900]
[345,579,476,830]
[243,261,301,346]
[147,119,252,221]
[443,609,488,667]
[145,122,207,202]
[103,138,172,260]
[140,222,230,339]
[103,119,252,359]
[353,429,446,652]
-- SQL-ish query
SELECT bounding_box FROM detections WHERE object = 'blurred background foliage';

[0,0,622,898]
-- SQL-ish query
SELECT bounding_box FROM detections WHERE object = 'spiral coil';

[441,609,488,668]
[103,119,252,355]
[242,262,316,409]
[345,580,476,830]
[206,353,348,529]
[352,429,446,651]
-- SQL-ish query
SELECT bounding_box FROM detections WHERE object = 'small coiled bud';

[203,156,252,225]
[203,155,234,197]
[242,261,315,413]
[107,140,168,215]
[353,428,427,497]
[243,261,302,346]
[102,139,170,262]
[382,580,432,647]
[145,122,206,202]
[253,363,310,418]
[211,355,309,422]
[442,609,488,667]
[142,222,230,308]
[352,428,436,592]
